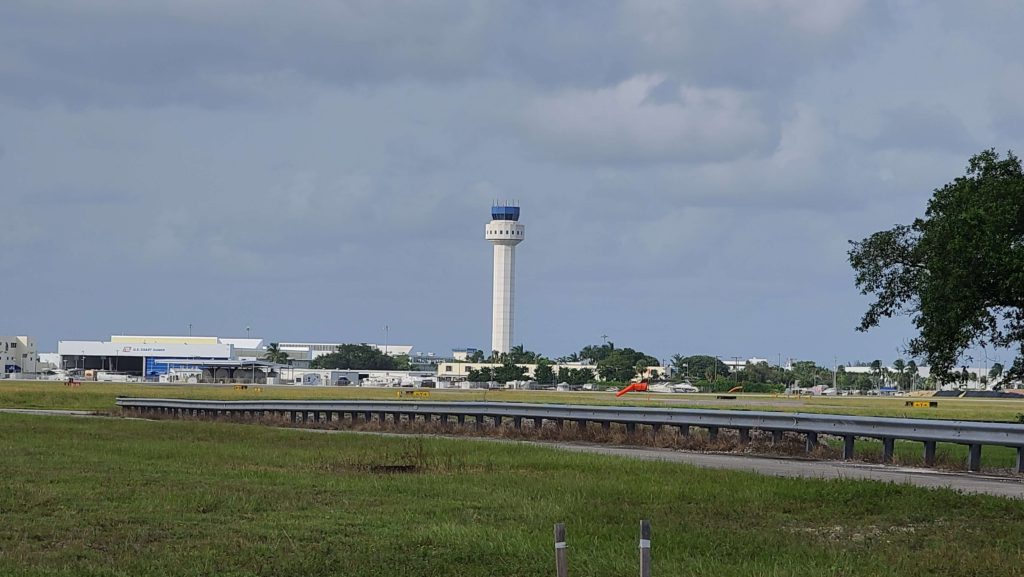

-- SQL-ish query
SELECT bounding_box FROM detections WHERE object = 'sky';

[2,1,1023,366]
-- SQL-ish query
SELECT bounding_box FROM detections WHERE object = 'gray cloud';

[1,1,1023,365]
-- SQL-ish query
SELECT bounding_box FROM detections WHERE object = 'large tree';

[671,355,730,382]
[311,344,401,370]
[596,348,658,382]
[849,150,1024,383]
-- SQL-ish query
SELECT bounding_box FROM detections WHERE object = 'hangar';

[58,335,247,379]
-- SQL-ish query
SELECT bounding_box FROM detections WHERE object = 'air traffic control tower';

[485,204,525,354]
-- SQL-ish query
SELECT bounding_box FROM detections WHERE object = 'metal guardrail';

[116,397,1024,472]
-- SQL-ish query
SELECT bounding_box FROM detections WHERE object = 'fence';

[115,398,1024,472]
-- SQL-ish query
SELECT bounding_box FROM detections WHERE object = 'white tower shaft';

[491,243,516,354]
[485,212,524,355]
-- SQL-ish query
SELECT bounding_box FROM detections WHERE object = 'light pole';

[384,324,389,357]
[188,324,192,337]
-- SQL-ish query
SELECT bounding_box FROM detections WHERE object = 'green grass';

[4,380,1024,422]
[1,413,1023,576]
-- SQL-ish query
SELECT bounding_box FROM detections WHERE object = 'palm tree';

[907,360,918,390]
[263,343,290,364]
[892,359,906,389]
[870,360,882,388]
[989,362,1004,382]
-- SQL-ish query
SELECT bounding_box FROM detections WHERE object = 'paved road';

[0,408,97,417]
[5,408,1023,499]
[550,442,1024,499]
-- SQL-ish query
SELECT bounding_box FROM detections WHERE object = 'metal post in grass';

[967,444,982,472]
[881,438,895,463]
[639,520,651,577]
[923,441,937,466]
[554,523,568,577]
[843,436,856,460]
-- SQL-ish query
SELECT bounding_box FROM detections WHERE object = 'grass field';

[4,380,1024,422]
[2,413,1024,576]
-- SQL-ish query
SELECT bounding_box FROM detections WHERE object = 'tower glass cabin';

[485,205,525,355]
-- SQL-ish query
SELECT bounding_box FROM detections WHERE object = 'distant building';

[58,335,246,378]
[436,361,666,383]
[1,336,38,374]
[722,357,770,372]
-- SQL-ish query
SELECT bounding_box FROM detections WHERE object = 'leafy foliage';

[556,367,595,386]
[466,367,493,382]
[262,343,290,364]
[671,355,730,381]
[492,362,528,383]
[850,150,1024,382]
[596,348,659,382]
[311,344,404,370]
[533,361,555,384]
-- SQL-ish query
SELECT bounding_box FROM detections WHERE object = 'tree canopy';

[311,344,406,370]
[849,150,1024,382]
[671,355,730,381]
[596,347,658,382]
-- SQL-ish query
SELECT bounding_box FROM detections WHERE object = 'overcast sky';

[2,1,1022,365]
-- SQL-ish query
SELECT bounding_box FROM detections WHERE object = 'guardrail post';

[805,432,818,452]
[1016,447,1024,473]
[678,425,690,437]
[771,430,782,445]
[882,438,895,463]
[923,441,937,466]
[456,414,465,425]
[625,422,636,434]
[652,423,663,435]
[577,419,588,431]
[493,415,502,427]
[707,427,718,441]
[513,416,522,430]
[738,428,749,444]
[533,417,543,429]
[967,444,982,472]
[843,436,855,460]
[602,421,612,431]
[639,520,651,577]
[475,415,485,429]
[554,523,568,577]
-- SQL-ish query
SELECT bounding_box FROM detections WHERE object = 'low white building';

[436,361,666,383]
[1,336,38,374]
[59,335,238,377]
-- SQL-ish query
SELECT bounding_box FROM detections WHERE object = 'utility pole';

[833,355,837,391]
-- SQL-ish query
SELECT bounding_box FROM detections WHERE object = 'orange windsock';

[615,381,648,397]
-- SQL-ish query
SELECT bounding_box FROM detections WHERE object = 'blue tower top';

[491,205,520,221]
